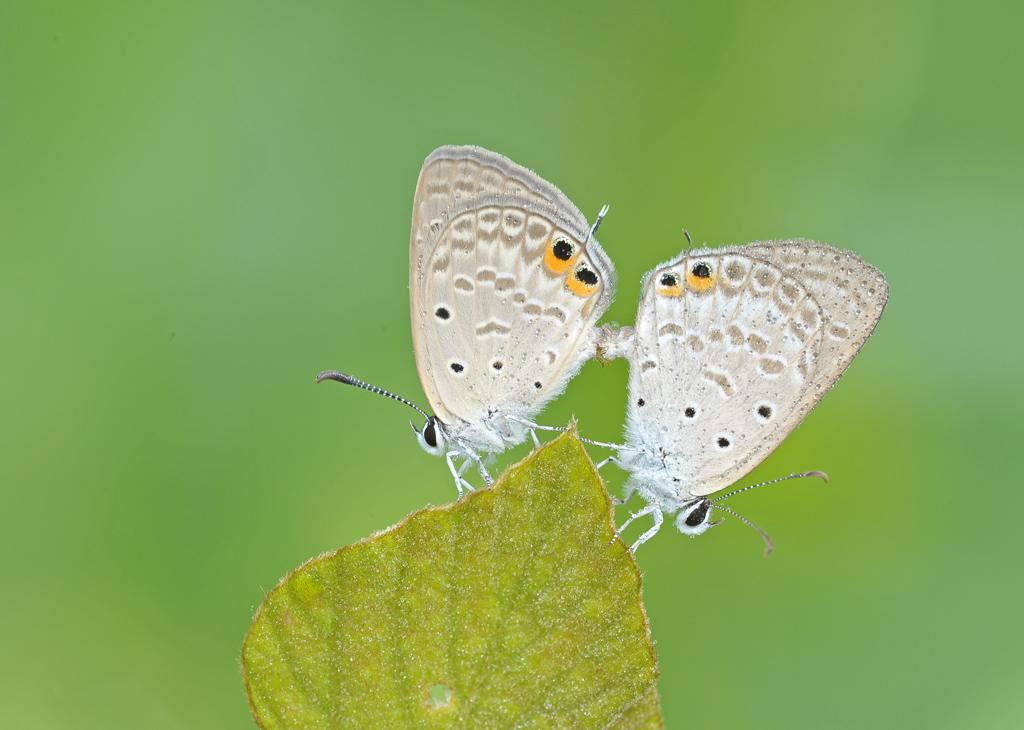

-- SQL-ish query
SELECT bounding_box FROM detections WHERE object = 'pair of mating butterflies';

[319,146,889,552]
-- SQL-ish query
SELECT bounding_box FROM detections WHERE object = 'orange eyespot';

[657,272,683,297]
[544,236,578,274]
[686,261,717,292]
[566,264,599,297]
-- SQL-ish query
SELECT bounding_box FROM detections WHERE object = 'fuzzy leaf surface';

[242,431,662,728]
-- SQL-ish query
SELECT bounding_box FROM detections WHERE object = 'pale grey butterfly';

[599,240,888,552]
[318,145,616,496]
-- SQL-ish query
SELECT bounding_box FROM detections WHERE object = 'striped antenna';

[710,471,829,504]
[707,470,828,557]
[315,370,430,420]
[710,503,775,557]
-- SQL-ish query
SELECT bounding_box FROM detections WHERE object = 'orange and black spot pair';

[543,235,599,297]
[657,261,717,297]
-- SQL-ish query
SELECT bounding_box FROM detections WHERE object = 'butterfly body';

[436,410,530,456]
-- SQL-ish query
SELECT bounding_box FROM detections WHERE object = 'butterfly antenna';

[710,470,829,504]
[709,503,775,556]
[584,204,610,245]
[315,370,431,420]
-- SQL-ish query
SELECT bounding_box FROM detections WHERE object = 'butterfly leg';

[529,429,541,449]
[611,503,660,547]
[455,457,477,494]
[460,444,493,487]
[595,455,622,470]
[610,503,659,544]
[629,509,664,553]
[445,452,475,498]
[506,416,629,452]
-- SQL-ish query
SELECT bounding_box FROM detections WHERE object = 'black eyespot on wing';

[717,436,730,448]
[552,238,574,261]
[534,381,542,389]
[637,398,645,407]
[660,273,678,286]
[575,267,598,285]
[684,407,696,418]
[685,500,710,527]
[692,262,711,278]
[757,405,772,418]
[492,360,503,371]
[435,307,450,320]
[450,362,464,373]
[423,420,438,448]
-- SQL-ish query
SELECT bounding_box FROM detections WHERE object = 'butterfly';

[599,240,888,552]
[318,146,616,495]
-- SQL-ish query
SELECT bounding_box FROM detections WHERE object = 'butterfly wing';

[625,240,887,497]
[409,146,616,430]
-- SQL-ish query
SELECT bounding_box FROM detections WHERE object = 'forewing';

[410,145,588,248]
[410,147,615,426]
[627,240,887,496]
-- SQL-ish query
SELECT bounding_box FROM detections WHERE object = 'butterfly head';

[675,498,717,537]
[412,416,447,457]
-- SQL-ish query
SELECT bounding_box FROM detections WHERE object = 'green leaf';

[242,430,662,728]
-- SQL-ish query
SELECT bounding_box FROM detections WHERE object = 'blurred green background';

[2,0,1020,727]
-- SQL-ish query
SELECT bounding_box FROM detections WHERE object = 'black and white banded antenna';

[711,471,829,504]
[583,204,610,245]
[315,370,431,420]
[709,471,830,557]
[709,503,775,556]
